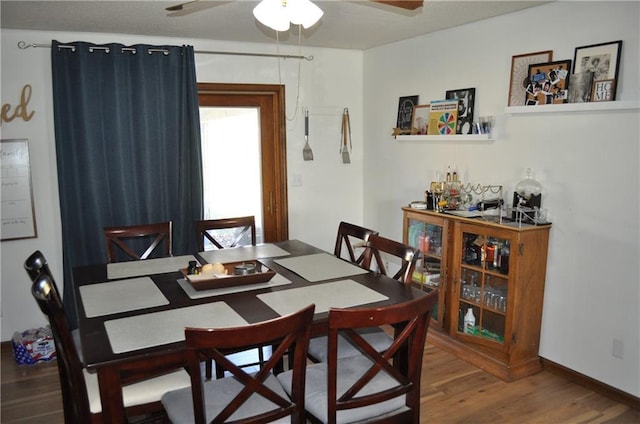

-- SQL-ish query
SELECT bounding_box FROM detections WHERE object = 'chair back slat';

[194,216,256,252]
[362,234,420,285]
[334,221,378,265]
[103,221,172,263]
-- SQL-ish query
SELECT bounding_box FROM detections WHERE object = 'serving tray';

[180,261,275,291]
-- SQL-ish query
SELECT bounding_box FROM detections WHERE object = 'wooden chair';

[308,233,421,363]
[194,216,263,379]
[103,221,172,263]
[362,234,421,285]
[194,216,256,252]
[161,304,315,424]
[308,222,380,363]
[24,249,51,281]
[24,251,191,424]
[333,221,378,265]
[278,291,438,424]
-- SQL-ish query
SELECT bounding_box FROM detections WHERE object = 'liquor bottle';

[446,166,452,182]
[499,242,510,274]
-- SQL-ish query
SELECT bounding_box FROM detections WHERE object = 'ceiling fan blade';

[371,0,423,10]
[165,0,200,12]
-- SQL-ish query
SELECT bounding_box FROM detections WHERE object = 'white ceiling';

[1,1,549,50]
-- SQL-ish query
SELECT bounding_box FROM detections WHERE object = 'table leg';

[97,367,127,423]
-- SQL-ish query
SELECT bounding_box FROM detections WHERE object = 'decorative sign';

[427,99,459,135]
[396,95,419,131]
[1,84,35,125]
[1,139,38,241]
[591,79,616,102]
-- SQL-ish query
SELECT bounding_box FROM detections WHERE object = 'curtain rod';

[17,41,314,61]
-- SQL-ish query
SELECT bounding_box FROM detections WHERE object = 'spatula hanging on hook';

[341,108,351,164]
[303,108,314,161]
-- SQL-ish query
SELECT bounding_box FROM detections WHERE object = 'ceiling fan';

[166,0,424,13]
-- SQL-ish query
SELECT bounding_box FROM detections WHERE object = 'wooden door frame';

[197,83,288,242]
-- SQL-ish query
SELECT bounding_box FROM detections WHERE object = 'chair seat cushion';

[161,372,291,423]
[85,368,191,414]
[307,327,393,362]
[277,354,406,424]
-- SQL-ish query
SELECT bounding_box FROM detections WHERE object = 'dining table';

[72,239,428,423]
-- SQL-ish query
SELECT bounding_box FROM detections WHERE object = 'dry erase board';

[1,139,37,241]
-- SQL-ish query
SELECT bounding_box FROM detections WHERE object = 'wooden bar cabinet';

[402,207,551,381]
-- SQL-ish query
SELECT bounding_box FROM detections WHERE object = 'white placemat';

[257,279,388,316]
[273,253,369,282]
[198,243,290,264]
[177,273,293,299]
[104,302,248,354]
[107,255,199,279]
[79,277,169,318]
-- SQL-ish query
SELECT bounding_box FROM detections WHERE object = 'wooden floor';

[2,342,638,423]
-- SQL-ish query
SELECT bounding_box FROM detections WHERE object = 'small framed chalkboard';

[1,139,38,241]
[396,95,419,130]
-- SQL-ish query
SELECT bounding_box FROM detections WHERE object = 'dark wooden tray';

[180,261,275,291]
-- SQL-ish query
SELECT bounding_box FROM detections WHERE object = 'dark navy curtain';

[51,41,203,326]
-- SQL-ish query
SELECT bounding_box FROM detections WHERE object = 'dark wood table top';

[72,239,426,371]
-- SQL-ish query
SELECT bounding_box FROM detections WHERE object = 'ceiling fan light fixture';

[253,0,323,32]
[288,0,324,29]
[253,0,290,31]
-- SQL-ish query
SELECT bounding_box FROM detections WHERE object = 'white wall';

[0,29,363,338]
[363,1,639,396]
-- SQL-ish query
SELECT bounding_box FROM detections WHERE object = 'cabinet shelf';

[459,299,507,317]
[394,134,493,142]
[505,100,639,115]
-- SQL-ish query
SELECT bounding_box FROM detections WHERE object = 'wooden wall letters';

[1,84,35,125]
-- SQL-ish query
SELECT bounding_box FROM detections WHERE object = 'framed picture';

[1,139,38,241]
[396,95,419,131]
[526,60,572,105]
[573,40,622,101]
[508,50,553,106]
[445,88,475,134]
[411,104,430,135]
[591,79,616,102]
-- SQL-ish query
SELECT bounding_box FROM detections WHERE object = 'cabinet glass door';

[457,231,510,344]
[407,217,444,324]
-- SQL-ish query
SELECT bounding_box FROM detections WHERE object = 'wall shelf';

[505,100,639,115]
[394,134,493,142]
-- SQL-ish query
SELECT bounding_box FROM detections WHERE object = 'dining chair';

[308,233,421,363]
[24,251,191,424]
[278,291,438,424]
[194,216,264,380]
[24,250,51,281]
[103,221,173,263]
[161,304,315,424]
[24,250,85,362]
[194,215,256,252]
[333,221,378,265]
[362,233,421,285]
[307,222,380,363]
